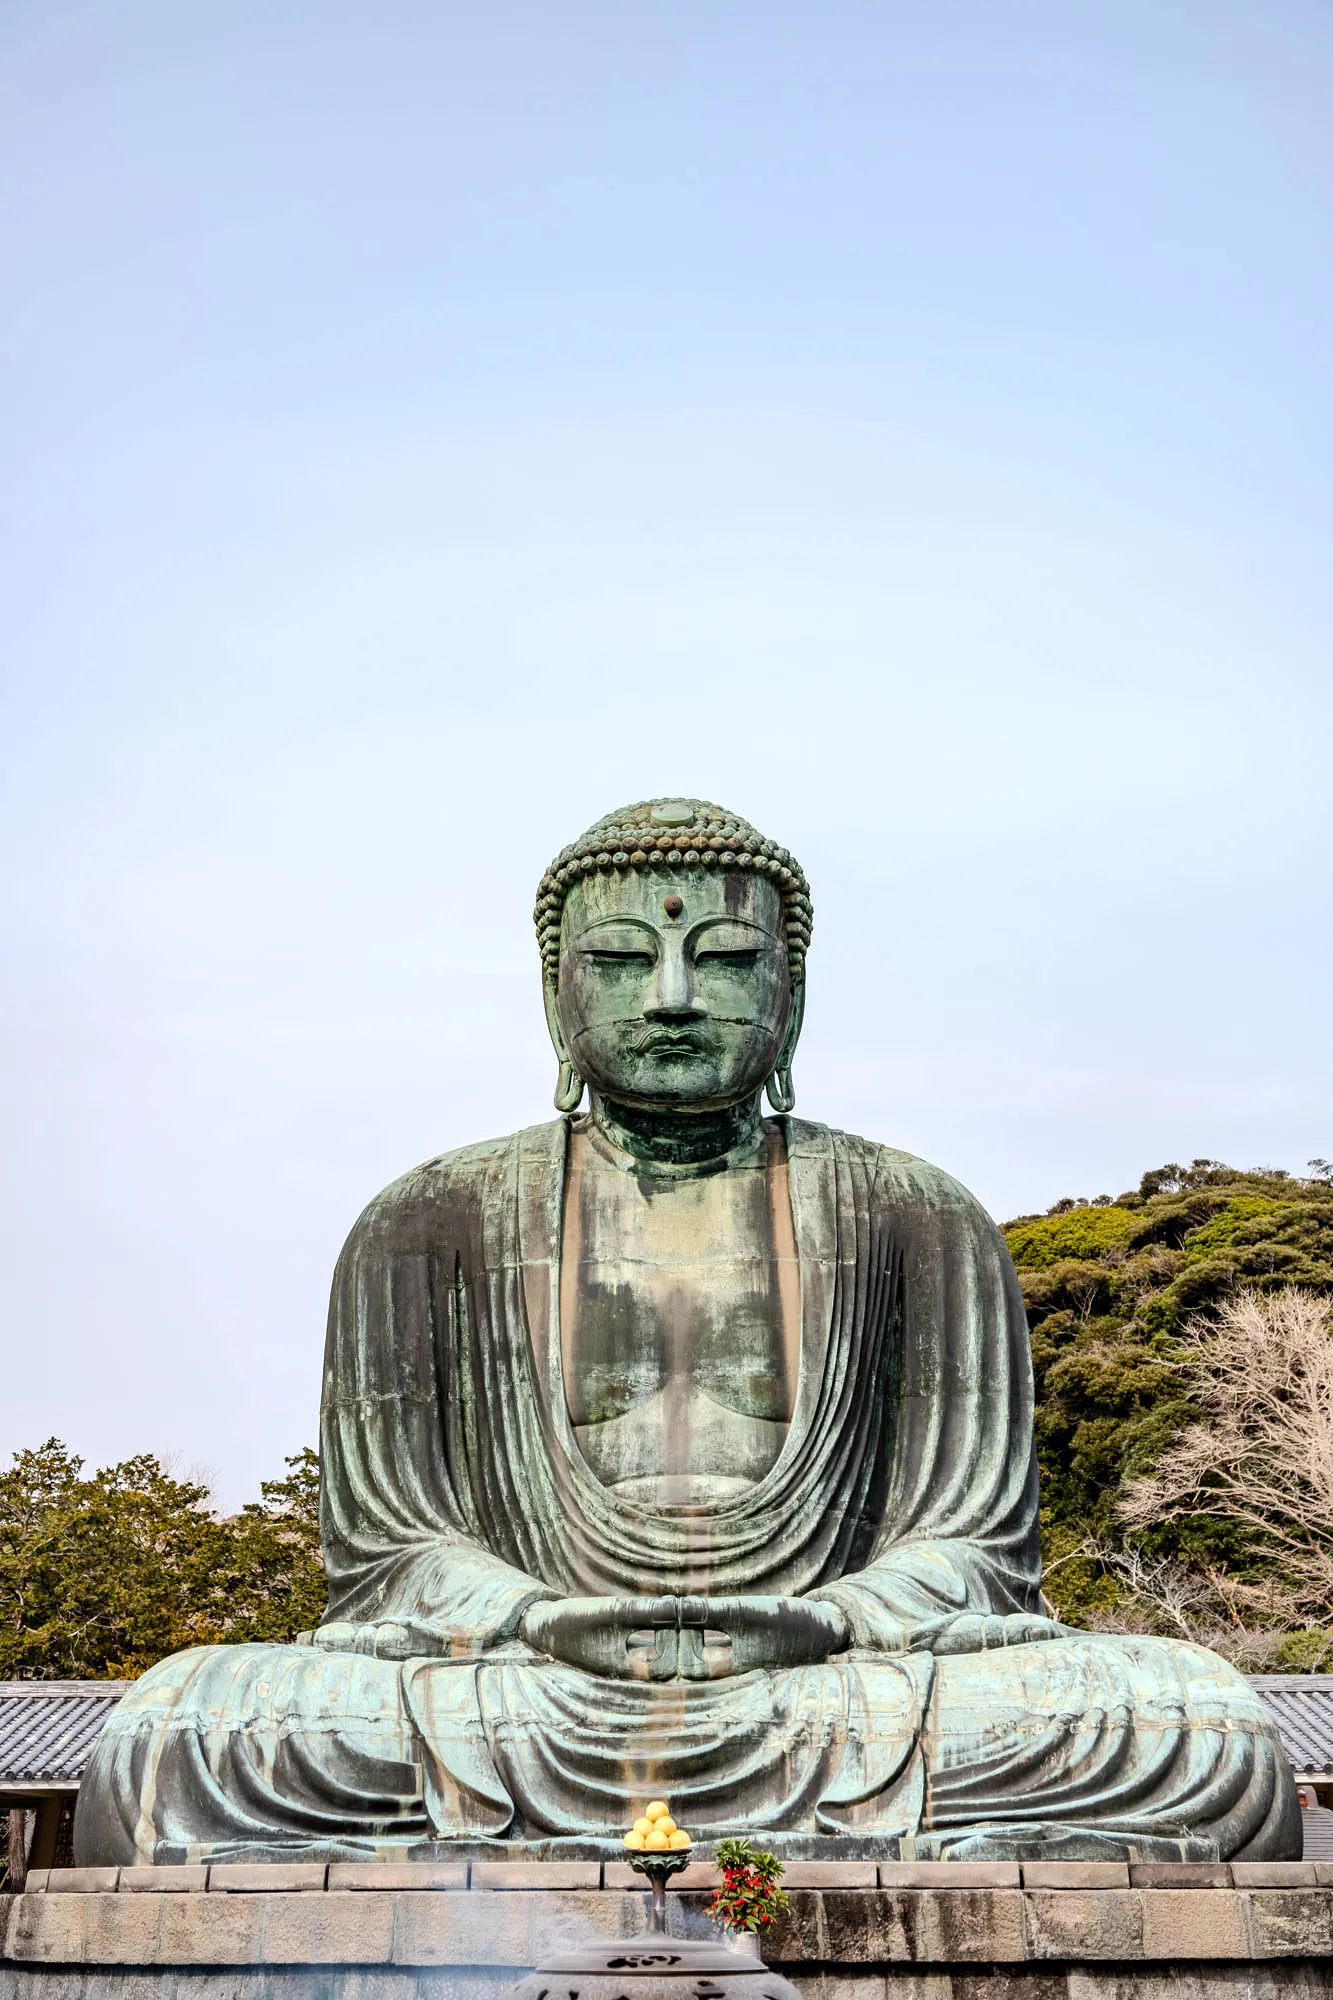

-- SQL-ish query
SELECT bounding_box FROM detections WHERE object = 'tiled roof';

[2,1674,1333,1791]
[1299,1805,1333,1857]
[0,1680,125,1787]
[1247,1675,1333,1777]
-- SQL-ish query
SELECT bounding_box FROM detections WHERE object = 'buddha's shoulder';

[343,1121,564,1240]
[785,1117,997,1224]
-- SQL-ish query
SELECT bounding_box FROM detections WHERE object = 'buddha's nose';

[644,942,708,1021]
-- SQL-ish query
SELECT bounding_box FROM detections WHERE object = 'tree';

[0,1442,325,1679]
[1119,1289,1333,1624]
[220,1448,326,1646]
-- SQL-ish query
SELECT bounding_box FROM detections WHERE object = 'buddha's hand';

[518,1596,695,1680]
[929,1612,1068,1655]
[695,1596,852,1678]
[310,1618,489,1659]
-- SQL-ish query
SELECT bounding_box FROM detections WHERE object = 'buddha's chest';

[559,1137,800,1508]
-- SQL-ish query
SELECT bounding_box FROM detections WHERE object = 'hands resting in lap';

[312,1598,1066,1674]
[516,1596,1065,1679]
[518,1594,849,1680]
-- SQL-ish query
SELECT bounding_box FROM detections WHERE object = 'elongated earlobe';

[765,977,803,1115]
[555,1059,585,1114]
[765,1066,796,1114]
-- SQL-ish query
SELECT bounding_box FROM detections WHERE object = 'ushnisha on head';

[535,799,812,1122]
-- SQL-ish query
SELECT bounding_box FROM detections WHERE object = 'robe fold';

[74,1118,1299,1865]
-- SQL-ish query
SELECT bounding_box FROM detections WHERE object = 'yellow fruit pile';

[623,1799,692,1852]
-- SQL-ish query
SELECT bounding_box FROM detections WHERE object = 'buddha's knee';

[1062,1631,1280,1733]
[933,1630,1278,1739]
[103,1641,409,1740]
[76,1644,310,1860]
[95,1642,311,1735]
[76,1643,421,1865]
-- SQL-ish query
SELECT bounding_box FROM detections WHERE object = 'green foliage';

[222,1449,326,1647]
[1006,1206,1137,1271]
[0,1440,324,1679]
[1178,1196,1282,1260]
[709,1839,790,1933]
[1277,1630,1333,1674]
[1008,1158,1333,1643]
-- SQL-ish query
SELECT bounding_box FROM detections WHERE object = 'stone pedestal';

[4,1861,1333,2000]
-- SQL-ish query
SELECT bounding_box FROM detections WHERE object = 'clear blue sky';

[3,1,1330,1504]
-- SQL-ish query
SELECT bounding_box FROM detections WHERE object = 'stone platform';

[5,1860,1333,2000]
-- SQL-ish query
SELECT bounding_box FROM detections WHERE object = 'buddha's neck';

[587,1091,764,1173]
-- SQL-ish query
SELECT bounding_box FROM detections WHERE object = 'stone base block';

[5,1871,1333,2000]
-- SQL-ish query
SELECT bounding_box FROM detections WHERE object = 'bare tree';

[1049,1535,1297,1669]
[1118,1288,1333,1621]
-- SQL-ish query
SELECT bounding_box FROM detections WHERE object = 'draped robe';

[74,1118,1298,1864]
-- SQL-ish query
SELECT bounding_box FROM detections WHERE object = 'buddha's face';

[554,867,795,1111]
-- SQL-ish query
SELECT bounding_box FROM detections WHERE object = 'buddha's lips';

[633,1027,715,1056]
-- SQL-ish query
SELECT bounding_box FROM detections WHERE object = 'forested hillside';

[1003,1158,1333,1667]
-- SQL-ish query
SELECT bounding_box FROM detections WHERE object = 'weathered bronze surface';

[74,800,1299,1865]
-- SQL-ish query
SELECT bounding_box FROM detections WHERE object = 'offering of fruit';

[622,1797,692,1853]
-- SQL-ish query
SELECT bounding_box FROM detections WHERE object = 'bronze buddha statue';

[76,799,1297,1864]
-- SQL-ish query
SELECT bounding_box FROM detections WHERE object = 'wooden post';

[28,1797,62,1872]
[6,1806,28,1890]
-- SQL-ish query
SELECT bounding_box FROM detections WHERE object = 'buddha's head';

[535,800,812,1118]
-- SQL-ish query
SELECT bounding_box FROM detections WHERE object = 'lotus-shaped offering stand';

[625,1844,693,1934]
